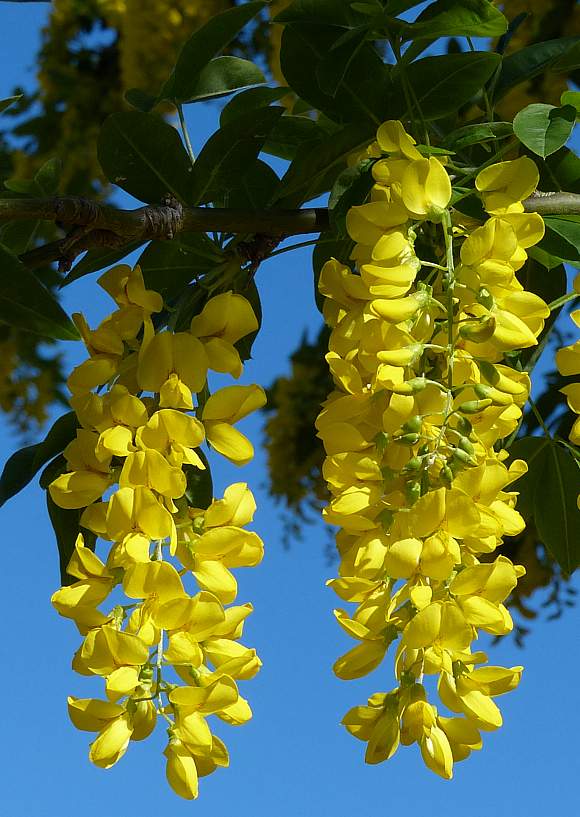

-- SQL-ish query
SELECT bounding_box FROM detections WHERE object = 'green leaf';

[98,112,193,204]
[513,103,575,158]
[276,121,374,206]
[3,178,35,194]
[183,450,213,510]
[388,0,436,14]
[218,160,280,208]
[178,56,265,104]
[560,90,580,114]
[160,1,266,103]
[551,39,580,73]
[540,216,580,267]
[34,157,61,195]
[263,115,323,161]
[316,27,369,97]
[402,0,507,41]
[138,234,224,301]
[280,23,389,125]
[124,88,158,113]
[173,284,212,332]
[0,95,22,115]
[493,37,580,101]
[0,243,79,340]
[540,147,580,194]
[510,436,580,575]
[46,493,97,585]
[443,121,512,152]
[274,0,364,26]
[535,441,580,575]
[1,158,62,254]
[61,240,146,287]
[0,411,77,507]
[233,278,262,361]
[508,436,548,521]
[220,87,290,126]
[527,245,567,271]
[390,52,501,121]
[328,161,373,237]
[189,106,284,205]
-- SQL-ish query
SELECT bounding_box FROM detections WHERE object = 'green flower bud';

[404,456,422,472]
[395,432,421,446]
[473,383,492,400]
[457,416,473,436]
[452,448,476,466]
[458,436,474,455]
[406,481,421,505]
[374,431,390,454]
[457,398,493,414]
[477,287,494,310]
[378,509,395,530]
[458,314,496,342]
[440,464,454,484]
[403,415,423,434]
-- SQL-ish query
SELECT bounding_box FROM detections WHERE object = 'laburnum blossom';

[317,121,548,779]
[50,268,265,799]
[556,273,580,502]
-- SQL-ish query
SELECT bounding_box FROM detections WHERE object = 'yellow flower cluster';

[556,273,580,454]
[50,264,265,799]
[318,121,549,778]
[120,0,230,93]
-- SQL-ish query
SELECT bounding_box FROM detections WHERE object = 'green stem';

[392,36,430,146]
[528,396,552,438]
[266,238,329,258]
[548,292,578,311]
[467,36,493,121]
[177,104,196,165]
[453,140,516,199]
[442,209,456,392]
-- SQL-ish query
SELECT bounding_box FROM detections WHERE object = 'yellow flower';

[190,292,259,377]
[475,157,539,214]
[376,120,422,160]
[136,408,206,467]
[138,326,208,409]
[98,263,163,314]
[51,535,114,630]
[89,712,133,769]
[164,739,199,800]
[202,384,266,465]
[401,157,452,220]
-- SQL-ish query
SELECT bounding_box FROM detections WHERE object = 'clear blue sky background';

[1,4,579,816]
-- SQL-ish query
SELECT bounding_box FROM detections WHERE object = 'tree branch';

[522,192,580,216]
[1,191,578,270]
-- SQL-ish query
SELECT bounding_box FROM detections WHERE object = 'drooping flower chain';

[50,264,265,799]
[318,121,549,778]
[556,272,580,491]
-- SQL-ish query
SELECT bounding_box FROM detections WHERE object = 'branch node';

[144,196,184,241]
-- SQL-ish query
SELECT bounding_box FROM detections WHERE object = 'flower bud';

[395,432,421,446]
[457,398,493,414]
[406,481,422,505]
[476,287,494,310]
[403,415,423,434]
[458,314,496,342]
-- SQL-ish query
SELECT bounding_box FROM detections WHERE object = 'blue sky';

[1,5,579,817]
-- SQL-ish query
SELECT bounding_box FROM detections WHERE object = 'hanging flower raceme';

[318,122,548,779]
[556,273,580,460]
[50,264,266,799]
